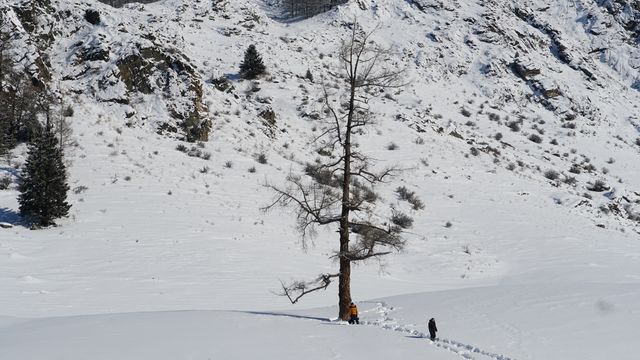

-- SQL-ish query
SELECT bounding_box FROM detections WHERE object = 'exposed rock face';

[114,46,211,142]
[4,0,212,142]
[97,0,159,7]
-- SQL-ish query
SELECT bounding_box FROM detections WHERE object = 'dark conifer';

[18,126,71,226]
[239,45,266,80]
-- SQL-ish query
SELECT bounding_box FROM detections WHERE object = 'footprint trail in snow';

[360,302,515,360]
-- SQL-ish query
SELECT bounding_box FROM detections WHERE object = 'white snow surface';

[1,0,640,359]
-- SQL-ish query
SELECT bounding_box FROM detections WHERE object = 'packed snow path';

[361,302,515,360]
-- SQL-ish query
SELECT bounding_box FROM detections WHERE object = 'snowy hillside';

[1,0,640,359]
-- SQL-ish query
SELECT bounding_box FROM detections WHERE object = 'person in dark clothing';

[428,318,438,340]
[348,302,359,324]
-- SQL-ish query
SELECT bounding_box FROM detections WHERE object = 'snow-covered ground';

[1,0,640,359]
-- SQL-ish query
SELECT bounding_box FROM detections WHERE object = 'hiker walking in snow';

[428,318,437,340]
[348,302,359,324]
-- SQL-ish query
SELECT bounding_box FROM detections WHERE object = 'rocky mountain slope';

[3,0,639,225]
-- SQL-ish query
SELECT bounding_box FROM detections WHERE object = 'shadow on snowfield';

[0,207,24,227]
[240,310,331,322]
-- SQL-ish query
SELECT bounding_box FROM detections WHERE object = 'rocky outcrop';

[97,0,160,8]
[6,0,212,142]
[114,45,211,141]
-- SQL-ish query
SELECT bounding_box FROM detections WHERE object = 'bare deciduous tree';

[264,23,412,320]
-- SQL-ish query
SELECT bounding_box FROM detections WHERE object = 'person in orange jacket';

[348,302,359,324]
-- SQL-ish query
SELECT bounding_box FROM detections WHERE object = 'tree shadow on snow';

[0,165,20,178]
[240,311,331,322]
[0,207,25,227]
[224,73,241,81]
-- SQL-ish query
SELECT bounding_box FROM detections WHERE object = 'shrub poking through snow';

[587,180,609,192]
[563,176,577,185]
[256,152,268,164]
[569,163,581,174]
[0,176,11,190]
[176,144,188,152]
[395,186,425,210]
[544,169,560,180]
[507,121,520,132]
[528,134,543,143]
[391,210,414,229]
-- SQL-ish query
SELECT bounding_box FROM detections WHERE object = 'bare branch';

[278,273,340,304]
[349,165,400,184]
[262,177,342,241]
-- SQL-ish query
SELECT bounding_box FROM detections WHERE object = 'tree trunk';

[337,127,352,320]
[338,253,351,320]
[337,67,358,320]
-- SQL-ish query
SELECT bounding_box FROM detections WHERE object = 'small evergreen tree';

[18,126,71,226]
[239,45,266,80]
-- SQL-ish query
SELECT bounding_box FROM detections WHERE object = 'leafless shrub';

[0,176,11,190]
[587,180,609,192]
[569,163,581,174]
[528,134,543,143]
[563,176,577,185]
[395,186,425,210]
[73,185,88,194]
[544,169,560,180]
[507,121,520,132]
[391,210,413,229]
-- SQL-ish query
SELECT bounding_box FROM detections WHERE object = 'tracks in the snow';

[361,302,515,360]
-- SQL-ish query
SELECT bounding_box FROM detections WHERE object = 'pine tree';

[239,45,266,80]
[18,126,71,226]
